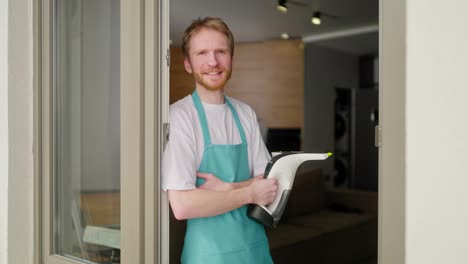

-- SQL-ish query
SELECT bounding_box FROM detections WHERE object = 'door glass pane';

[54,0,121,262]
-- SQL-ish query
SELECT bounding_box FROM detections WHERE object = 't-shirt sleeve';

[249,110,271,177]
[161,108,197,191]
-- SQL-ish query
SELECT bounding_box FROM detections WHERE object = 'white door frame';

[378,0,406,263]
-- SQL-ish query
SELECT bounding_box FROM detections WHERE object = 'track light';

[311,11,321,25]
[277,0,288,13]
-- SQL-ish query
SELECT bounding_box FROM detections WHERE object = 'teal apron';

[181,91,273,264]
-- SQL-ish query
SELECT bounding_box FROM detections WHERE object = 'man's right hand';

[247,177,278,206]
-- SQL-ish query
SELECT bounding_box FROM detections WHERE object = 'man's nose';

[207,52,219,67]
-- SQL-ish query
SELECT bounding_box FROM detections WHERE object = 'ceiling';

[170,0,379,55]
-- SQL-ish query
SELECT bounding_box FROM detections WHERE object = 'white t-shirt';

[162,95,271,191]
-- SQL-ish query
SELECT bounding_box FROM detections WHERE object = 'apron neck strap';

[225,98,247,144]
[191,90,247,147]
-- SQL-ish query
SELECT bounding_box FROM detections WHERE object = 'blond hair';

[181,17,234,58]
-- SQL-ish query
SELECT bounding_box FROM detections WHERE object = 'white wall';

[405,0,468,263]
[6,0,34,263]
[0,0,9,262]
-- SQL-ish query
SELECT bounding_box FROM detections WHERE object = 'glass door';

[40,0,169,263]
[53,0,121,262]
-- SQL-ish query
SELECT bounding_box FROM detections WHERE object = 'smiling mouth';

[203,71,224,80]
[204,71,222,75]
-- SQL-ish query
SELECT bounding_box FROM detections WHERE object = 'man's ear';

[184,57,192,74]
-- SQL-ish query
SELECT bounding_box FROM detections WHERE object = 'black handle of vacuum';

[248,205,273,228]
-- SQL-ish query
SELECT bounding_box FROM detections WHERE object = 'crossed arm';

[168,173,277,220]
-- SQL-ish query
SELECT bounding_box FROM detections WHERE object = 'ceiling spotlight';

[311,11,321,25]
[277,0,288,13]
[281,33,290,39]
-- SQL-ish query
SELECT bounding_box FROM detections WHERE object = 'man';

[162,17,277,264]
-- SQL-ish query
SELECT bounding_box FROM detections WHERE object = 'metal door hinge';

[163,123,170,149]
[375,125,382,147]
[166,48,170,67]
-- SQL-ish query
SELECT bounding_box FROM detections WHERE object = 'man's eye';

[197,51,206,55]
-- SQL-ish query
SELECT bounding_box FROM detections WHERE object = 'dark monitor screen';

[265,128,301,153]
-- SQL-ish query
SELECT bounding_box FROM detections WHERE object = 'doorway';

[167,0,379,263]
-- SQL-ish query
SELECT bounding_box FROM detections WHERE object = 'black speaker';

[332,88,352,187]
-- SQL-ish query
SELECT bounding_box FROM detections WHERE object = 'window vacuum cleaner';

[248,152,332,228]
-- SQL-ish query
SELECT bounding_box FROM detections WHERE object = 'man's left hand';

[197,172,232,192]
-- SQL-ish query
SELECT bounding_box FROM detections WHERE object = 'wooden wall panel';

[170,47,194,103]
[170,40,304,129]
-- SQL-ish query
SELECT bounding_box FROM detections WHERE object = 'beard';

[192,67,232,91]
